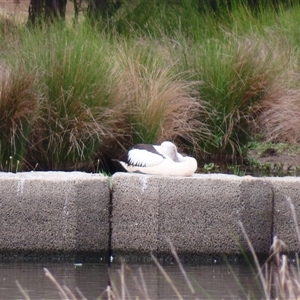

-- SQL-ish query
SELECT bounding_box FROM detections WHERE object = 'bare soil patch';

[248,143,300,169]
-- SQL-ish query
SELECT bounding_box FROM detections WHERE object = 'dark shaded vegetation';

[28,0,68,24]
[27,0,300,25]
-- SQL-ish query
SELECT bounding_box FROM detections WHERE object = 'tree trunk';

[28,0,67,25]
[87,0,121,20]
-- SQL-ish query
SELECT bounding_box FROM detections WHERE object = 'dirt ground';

[248,143,300,171]
[255,153,300,167]
[0,0,29,15]
[0,1,75,19]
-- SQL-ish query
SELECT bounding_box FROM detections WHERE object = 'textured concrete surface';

[111,173,273,259]
[267,177,300,252]
[0,172,110,260]
[2,171,300,261]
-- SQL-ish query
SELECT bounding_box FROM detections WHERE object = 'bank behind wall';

[0,0,29,14]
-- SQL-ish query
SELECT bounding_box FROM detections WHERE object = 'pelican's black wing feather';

[119,144,164,167]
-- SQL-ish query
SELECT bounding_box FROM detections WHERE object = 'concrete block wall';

[111,174,274,260]
[268,177,300,253]
[0,172,110,260]
[1,171,300,261]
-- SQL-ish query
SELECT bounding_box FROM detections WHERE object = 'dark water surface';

[0,262,264,299]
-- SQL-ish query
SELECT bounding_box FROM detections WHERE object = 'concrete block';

[0,172,110,258]
[111,173,273,259]
[267,177,300,252]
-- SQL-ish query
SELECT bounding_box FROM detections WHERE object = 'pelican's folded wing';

[124,148,164,167]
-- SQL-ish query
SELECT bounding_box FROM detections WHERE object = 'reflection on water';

[109,263,264,300]
[0,262,108,299]
[0,262,263,299]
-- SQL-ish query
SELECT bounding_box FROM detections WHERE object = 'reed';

[239,197,300,300]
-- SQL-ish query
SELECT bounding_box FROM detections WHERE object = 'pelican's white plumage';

[114,141,197,176]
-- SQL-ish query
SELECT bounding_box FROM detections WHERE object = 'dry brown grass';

[173,33,295,162]
[28,100,108,171]
[109,43,211,156]
[255,87,300,144]
[269,241,300,300]
[0,10,24,52]
[226,37,290,152]
[0,64,40,169]
[17,32,124,171]
[249,35,300,145]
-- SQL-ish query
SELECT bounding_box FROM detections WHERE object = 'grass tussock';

[111,42,210,150]
[172,34,293,163]
[255,88,300,144]
[0,65,40,170]
[16,25,123,171]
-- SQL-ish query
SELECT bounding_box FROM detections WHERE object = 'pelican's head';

[160,141,179,162]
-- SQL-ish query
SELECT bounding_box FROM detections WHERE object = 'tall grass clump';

[110,39,211,154]
[12,23,121,171]
[0,64,40,171]
[255,87,300,144]
[104,0,203,39]
[249,6,300,145]
[164,2,296,163]
[184,37,287,162]
[0,14,22,52]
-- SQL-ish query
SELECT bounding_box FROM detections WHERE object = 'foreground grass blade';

[15,280,30,300]
[167,238,196,296]
[287,196,300,249]
[238,221,270,300]
[44,267,70,299]
[151,253,183,300]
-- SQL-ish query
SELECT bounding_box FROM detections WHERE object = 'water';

[0,262,264,299]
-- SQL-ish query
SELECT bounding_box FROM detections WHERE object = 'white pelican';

[113,141,197,176]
